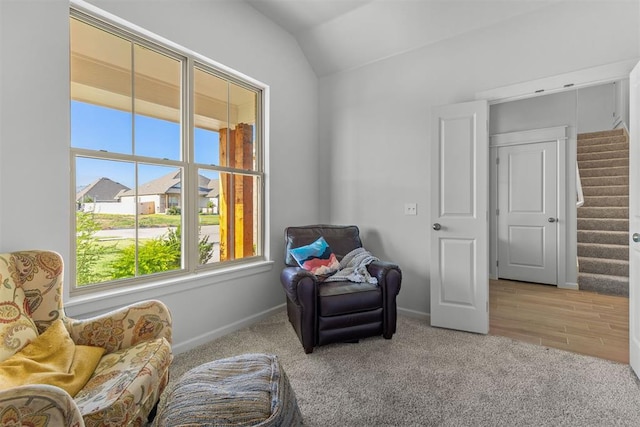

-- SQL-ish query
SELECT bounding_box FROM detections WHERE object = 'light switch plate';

[404,203,417,215]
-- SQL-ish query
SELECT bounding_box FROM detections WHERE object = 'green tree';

[76,211,109,285]
[199,233,214,264]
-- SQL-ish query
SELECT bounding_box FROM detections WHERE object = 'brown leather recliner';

[281,225,402,353]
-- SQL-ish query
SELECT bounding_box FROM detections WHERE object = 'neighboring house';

[205,179,220,214]
[117,169,219,214]
[76,177,130,203]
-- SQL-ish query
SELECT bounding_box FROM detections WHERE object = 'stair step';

[577,230,629,245]
[578,129,625,139]
[582,185,628,196]
[577,207,628,219]
[578,158,628,169]
[582,195,628,207]
[578,272,628,296]
[577,243,628,260]
[577,218,628,231]
[578,256,628,276]
[577,149,628,162]
[577,134,627,146]
[577,141,629,154]
[580,175,628,187]
[579,166,628,178]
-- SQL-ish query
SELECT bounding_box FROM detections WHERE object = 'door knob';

[633,233,640,243]
[548,217,557,223]
[432,223,441,231]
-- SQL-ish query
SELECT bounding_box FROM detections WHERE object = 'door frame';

[489,127,568,288]
[628,60,640,377]
[477,60,636,291]
[476,58,638,105]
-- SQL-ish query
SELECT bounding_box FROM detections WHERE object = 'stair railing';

[576,161,584,208]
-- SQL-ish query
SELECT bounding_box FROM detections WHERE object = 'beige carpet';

[164,310,640,426]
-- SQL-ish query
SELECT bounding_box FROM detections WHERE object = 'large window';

[70,9,264,292]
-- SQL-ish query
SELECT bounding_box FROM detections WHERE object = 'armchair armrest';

[368,261,402,291]
[280,266,318,353]
[368,260,401,338]
[66,299,172,353]
[0,384,84,427]
[280,267,318,304]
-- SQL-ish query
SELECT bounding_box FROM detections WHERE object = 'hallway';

[490,279,628,364]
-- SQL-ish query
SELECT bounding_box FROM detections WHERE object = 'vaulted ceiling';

[245,0,558,77]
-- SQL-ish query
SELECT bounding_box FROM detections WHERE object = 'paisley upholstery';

[0,250,173,427]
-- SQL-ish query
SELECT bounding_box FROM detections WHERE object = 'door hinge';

[496,260,499,267]
[496,208,500,216]
[486,300,489,312]
[496,157,500,165]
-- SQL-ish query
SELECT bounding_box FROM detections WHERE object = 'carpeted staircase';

[577,128,629,296]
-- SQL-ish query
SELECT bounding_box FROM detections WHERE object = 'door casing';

[628,60,640,378]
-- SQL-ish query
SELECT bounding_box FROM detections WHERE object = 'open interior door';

[629,61,640,377]
[430,100,489,334]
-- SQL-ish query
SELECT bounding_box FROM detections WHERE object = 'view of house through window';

[70,12,263,290]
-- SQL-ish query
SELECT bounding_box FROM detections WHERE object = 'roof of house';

[76,177,131,202]
[119,169,219,198]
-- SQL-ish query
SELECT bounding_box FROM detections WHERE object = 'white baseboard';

[174,304,430,354]
[172,303,286,354]
[559,282,579,290]
[398,307,430,322]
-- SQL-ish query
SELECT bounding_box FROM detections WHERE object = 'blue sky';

[72,101,219,190]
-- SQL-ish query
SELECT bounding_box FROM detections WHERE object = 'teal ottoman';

[156,354,303,426]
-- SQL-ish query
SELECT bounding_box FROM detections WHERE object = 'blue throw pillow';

[289,236,340,276]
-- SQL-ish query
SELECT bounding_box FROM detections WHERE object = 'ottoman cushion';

[156,353,302,426]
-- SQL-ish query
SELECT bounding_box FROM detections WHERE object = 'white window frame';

[69,0,269,295]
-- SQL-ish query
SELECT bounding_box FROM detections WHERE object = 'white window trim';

[70,0,271,295]
[65,260,274,314]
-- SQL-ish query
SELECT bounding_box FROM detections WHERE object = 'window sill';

[65,260,275,314]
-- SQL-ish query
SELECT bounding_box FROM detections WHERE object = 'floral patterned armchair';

[0,250,173,427]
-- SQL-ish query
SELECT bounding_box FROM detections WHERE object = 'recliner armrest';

[368,260,402,291]
[280,267,317,304]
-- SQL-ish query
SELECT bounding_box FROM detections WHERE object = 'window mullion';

[184,58,196,272]
[131,40,139,277]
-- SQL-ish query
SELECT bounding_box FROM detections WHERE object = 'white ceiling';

[245,0,558,77]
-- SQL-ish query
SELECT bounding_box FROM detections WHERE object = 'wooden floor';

[490,279,629,364]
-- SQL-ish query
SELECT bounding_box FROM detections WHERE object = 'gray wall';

[319,1,639,317]
[577,83,616,133]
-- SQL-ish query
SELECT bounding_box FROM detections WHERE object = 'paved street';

[94,225,219,241]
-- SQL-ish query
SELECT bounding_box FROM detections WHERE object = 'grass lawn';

[91,213,219,229]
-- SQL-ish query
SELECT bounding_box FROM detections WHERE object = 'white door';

[430,100,489,334]
[629,61,640,377]
[498,142,558,285]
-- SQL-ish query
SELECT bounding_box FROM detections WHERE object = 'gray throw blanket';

[324,247,379,285]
